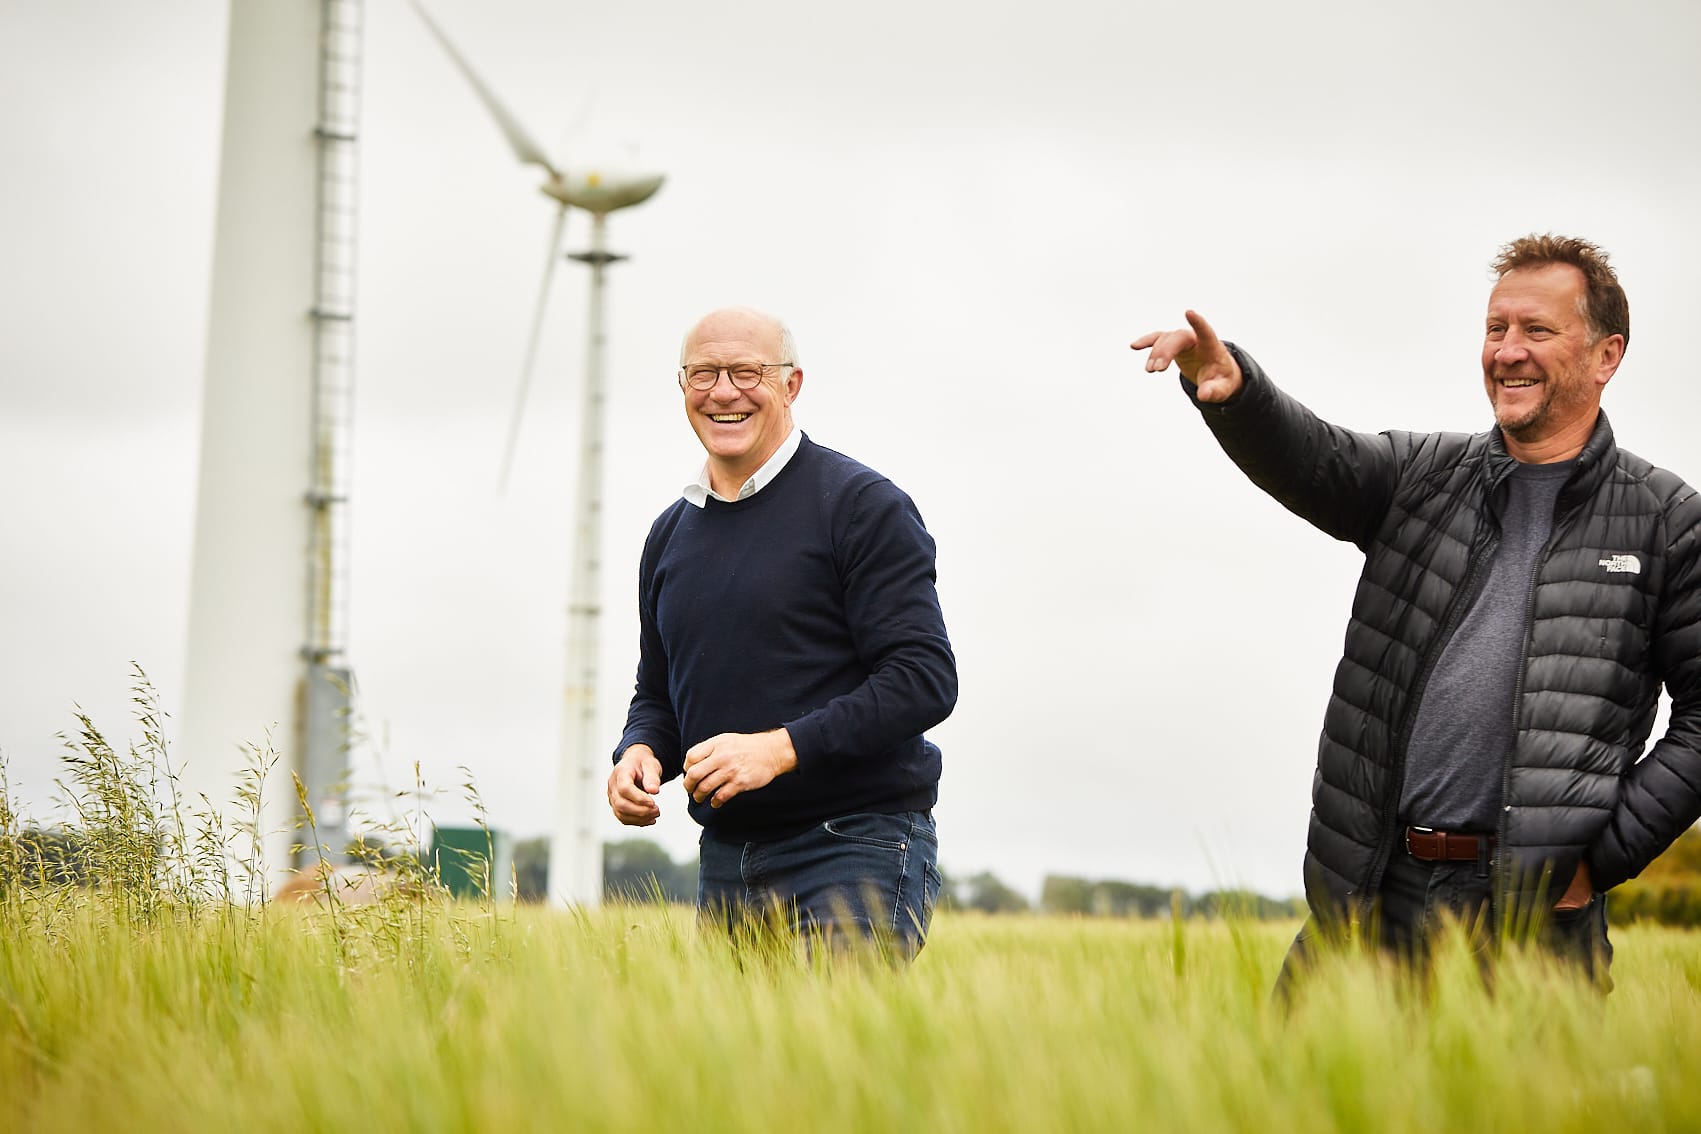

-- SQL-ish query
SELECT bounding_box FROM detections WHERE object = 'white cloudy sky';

[3,0,1698,900]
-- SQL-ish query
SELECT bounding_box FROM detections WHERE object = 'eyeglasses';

[677,362,794,391]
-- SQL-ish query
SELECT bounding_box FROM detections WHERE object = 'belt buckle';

[1406,825,1434,858]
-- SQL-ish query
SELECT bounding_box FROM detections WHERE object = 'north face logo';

[1598,554,1642,574]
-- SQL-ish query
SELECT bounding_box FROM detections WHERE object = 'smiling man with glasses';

[607,306,958,957]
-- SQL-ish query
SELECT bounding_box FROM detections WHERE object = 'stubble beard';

[1495,385,1552,441]
[1493,354,1594,444]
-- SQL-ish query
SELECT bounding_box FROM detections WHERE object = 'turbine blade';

[407,0,559,176]
[499,205,571,491]
[555,86,598,159]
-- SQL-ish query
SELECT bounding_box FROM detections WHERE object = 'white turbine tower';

[409,2,664,908]
[182,0,363,879]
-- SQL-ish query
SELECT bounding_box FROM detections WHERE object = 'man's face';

[1481,263,1618,451]
[679,310,799,486]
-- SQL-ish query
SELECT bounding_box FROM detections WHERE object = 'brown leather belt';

[1404,826,1495,862]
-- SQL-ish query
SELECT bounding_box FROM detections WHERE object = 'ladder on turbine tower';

[302,0,362,860]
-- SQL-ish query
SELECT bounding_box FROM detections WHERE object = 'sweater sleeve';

[614,529,684,780]
[1190,345,1402,550]
[781,478,958,769]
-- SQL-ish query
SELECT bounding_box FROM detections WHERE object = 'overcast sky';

[3,0,1698,900]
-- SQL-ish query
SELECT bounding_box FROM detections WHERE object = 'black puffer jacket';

[1193,347,1701,917]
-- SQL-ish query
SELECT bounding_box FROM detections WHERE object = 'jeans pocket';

[1543,893,1613,979]
[1548,893,1597,931]
[822,812,912,851]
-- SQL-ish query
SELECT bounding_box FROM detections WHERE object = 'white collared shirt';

[682,427,804,508]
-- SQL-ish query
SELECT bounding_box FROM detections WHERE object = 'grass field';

[6,691,1699,1132]
[3,893,1700,1133]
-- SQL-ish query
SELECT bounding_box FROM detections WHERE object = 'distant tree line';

[1034,875,1305,920]
[1609,827,1701,927]
[24,821,1701,927]
[511,836,698,904]
[940,869,1304,920]
[0,827,91,888]
[515,838,1306,919]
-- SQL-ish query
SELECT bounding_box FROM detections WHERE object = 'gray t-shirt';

[1398,459,1576,831]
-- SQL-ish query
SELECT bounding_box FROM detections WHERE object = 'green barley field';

[6,693,1701,1133]
[4,896,1701,1133]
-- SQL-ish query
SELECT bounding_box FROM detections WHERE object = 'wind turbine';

[182,0,364,882]
[409,1,664,909]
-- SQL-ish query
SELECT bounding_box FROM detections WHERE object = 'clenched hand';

[607,744,663,826]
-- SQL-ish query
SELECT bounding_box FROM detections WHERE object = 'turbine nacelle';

[541,169,665,216]
[409,0,667,489]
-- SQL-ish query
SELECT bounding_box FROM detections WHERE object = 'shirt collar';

[682,427,804,508]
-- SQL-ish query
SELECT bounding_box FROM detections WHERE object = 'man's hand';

[1555,859,1594,911]
[1130,309,1244,403]
[682,729,798,809]
[607,744,663,827]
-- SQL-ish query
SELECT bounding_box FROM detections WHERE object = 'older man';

[1134,235,1701,989]
[607,306,957,956]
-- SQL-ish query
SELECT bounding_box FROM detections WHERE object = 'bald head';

[680,307,800,369]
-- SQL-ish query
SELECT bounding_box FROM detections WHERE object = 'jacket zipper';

[1362,522,1500,905]
[1491,498,1579,933]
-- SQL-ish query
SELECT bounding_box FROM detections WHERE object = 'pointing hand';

[1131,310,1243,403]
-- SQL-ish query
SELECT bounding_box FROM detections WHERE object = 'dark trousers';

[697,809,941,959]
[1277,848,1613,997]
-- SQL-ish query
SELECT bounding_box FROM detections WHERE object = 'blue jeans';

[1276,847,1613,998]
[697,810,941,958]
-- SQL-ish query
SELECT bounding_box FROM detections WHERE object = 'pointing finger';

[1184,310,1223,354]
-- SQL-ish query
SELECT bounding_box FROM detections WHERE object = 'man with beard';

[1133,235,1701,991]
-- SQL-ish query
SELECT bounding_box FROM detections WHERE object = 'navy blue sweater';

[616,435,958,840]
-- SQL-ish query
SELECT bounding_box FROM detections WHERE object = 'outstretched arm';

[1131,311,1401,548]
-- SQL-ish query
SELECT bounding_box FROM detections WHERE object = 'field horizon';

[3,896,1698,1133]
